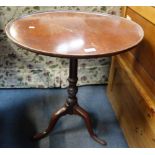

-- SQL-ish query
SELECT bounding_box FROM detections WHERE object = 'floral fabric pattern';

[0,6,120,88]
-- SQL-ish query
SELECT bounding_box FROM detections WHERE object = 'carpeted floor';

[0,85,128,148]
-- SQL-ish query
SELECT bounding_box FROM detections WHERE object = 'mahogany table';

[5,11,144,145]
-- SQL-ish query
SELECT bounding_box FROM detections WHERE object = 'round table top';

[5,11,144,58]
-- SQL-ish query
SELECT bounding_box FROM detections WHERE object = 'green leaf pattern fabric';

[0,6,120,88]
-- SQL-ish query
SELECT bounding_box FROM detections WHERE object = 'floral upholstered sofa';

[0,6,120,88]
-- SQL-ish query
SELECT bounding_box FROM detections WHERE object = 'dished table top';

[5,11,144,58]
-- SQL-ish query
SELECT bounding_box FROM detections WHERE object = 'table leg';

[73,105,107,145]
[33,58,107,145]
[33,105,68,140]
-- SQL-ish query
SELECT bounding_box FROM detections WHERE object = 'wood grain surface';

[5,11,144,58]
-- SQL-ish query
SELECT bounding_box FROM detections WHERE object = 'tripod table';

[5,11,144,145]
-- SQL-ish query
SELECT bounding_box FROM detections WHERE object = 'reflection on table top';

[5,11,144,58]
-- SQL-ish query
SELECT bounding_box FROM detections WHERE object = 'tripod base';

[33,103,107,145]
[33,58,107,146]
